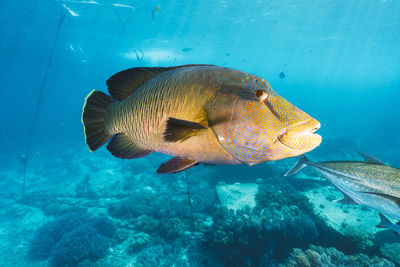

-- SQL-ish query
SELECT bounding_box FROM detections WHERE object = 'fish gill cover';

[0,0,400,266]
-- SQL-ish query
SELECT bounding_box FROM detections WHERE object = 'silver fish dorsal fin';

[357,151,386,165]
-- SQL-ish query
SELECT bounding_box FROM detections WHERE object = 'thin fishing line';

[184,171,195,227]
[113,6,143,66]
[22,8,67,199]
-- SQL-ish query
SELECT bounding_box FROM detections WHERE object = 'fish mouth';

[277,118,322,150]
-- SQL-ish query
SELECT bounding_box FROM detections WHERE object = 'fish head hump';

[207,74,322,165]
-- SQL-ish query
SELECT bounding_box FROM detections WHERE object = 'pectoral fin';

[333,195,358,205]
[157,157,198,174]
[163,117,208,143]
[106,134,153,159]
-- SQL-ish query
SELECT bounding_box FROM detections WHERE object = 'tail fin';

[376,213,392,229]
[81,90,115,151]
[284,155,309,176]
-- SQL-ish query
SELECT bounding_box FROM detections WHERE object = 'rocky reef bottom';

[1,139,400,266]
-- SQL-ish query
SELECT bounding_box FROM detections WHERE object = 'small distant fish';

[82,65,321,174]
[19,154,27,163]
[225,53,230,56]
[152,2,161,20]
[285,153,400,222]
[181,47,193,52]
[377,213,400,235]
[62,4,79,17]
[279,72,285,79]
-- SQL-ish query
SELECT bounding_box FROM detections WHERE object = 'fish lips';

[277,118,322,150]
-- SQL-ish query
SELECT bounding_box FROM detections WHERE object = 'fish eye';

[256,89,268,101]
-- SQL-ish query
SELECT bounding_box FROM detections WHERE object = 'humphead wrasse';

[82,65,321,173]
[285,153,400,223]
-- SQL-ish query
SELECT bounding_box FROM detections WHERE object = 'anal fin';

[163,117,208,143]
[157,157,198,174]
[106,134,152,159]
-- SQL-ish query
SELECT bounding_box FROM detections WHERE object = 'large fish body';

[285,154,400,221]
[82,65,321,173]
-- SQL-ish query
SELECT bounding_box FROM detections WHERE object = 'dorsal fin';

[106,64,215,101]
[358,151,385,165]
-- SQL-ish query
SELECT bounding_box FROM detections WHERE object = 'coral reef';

[108,186,190,219]
[131,232,212,267]
[39,202,86,217]
[206,206,266,266]
[127,232,151,253]
[204,203,318,266]
[2,139,398,266]
[75,175,100,199]
[285,245,395,267]
[28,212,116,266]
[50,225,109,267]
[262,204,318,241]
[380,243,400,265]
[109,170,215,222]
[159,217,185,240]
[255,177,314,215]
[133,215,160,234]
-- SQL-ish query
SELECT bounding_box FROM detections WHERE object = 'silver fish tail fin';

[284,155,309,176]
[377,213,392,229]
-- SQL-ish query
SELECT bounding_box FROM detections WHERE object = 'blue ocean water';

[1,0,400,266]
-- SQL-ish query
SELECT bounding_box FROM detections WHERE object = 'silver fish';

[285,153,400,221]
